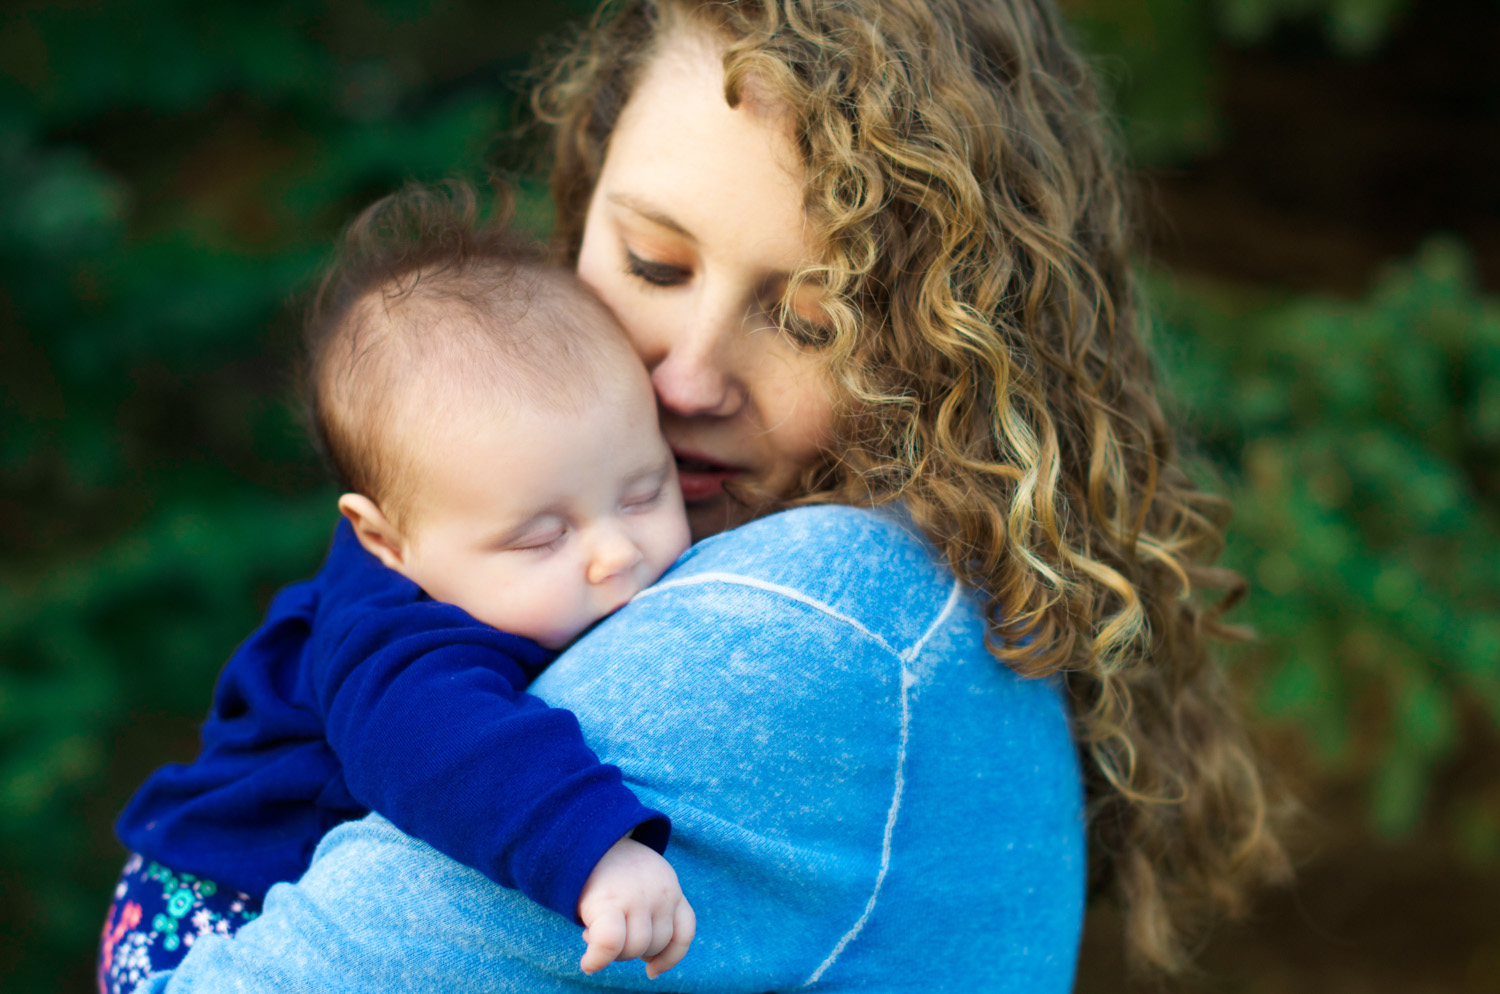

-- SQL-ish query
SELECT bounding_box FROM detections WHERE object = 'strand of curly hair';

[533,0,1291,973]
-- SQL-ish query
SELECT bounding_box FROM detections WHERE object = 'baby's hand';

[576,835,696,978]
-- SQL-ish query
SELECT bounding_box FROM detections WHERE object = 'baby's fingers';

[644,898,696,979]
[618,906,655,962]
[642,905,675,960]
[579,909,627,975]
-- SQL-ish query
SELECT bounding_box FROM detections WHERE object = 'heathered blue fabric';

[150,505,1086,993]
[116,519,669,921]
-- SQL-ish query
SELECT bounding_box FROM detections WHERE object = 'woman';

[150,0,1286,989]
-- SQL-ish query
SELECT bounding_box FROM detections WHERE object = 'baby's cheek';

[517,573,595,649]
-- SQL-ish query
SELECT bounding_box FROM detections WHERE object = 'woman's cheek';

[626,301,689,376]
[574,238,620,312]
[577,267,649,357]
[767,351,837,456]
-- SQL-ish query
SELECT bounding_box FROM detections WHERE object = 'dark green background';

[2,1,1496,991]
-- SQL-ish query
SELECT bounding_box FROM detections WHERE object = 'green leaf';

[1370,749,1428,837]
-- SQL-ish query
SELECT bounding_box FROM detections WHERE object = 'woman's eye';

[778,310,833,348]
[775,285,836,348]
[623,249,689,288]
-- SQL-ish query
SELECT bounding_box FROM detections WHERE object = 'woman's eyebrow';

[606,193,692,238]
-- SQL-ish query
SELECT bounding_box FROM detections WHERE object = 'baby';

[105,184,694,991]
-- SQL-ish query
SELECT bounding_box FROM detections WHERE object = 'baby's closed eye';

[508,528,568,553]
[621,487,665,511]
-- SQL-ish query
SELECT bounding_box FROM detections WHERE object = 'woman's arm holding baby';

[302,522,689,971]
[152,508,928,993]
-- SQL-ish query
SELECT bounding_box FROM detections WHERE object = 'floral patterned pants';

[97,854,262,994]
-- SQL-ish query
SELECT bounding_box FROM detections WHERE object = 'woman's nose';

[586,526,645,585]
[646,298,749,419]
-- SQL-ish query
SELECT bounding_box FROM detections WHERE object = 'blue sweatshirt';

[150,506,1086,994]
[116,520,670,923]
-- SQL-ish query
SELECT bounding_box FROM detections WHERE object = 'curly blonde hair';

[535,0,1290,973]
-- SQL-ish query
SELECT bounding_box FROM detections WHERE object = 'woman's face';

[576,28,836,541]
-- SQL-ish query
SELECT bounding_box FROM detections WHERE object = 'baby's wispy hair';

[301,180,623,524]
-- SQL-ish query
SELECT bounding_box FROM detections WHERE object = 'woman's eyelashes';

[622,242,830,346]
[622,248,689,287]
[777,308,833,348]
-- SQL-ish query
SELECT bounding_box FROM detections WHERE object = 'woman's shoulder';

[648,503,971,660]
[685,503,937,564]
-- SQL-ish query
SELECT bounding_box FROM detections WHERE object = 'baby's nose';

[587,528,645,585]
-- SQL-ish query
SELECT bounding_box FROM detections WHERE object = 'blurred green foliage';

[0,0,1495,990]
[1152,242,1500,841]
[1069,0,1418,163]
[0,2,583,985]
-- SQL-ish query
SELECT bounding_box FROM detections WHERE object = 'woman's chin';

[685,496,753,541]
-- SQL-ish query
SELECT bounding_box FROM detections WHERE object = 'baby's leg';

[97,853,262,994]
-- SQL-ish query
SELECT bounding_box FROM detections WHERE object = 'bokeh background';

[1,0,1496,991]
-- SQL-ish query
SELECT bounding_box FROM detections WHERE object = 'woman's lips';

[673,450,743,503]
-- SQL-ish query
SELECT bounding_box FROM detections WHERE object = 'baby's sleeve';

[310,602,670,923]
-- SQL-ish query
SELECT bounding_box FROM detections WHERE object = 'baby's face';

[393,357,691,649]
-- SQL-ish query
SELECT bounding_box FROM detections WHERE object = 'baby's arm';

[312,596,682,968]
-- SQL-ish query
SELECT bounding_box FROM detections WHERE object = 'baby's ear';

[337,493,408,570]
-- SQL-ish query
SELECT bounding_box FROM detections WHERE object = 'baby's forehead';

[377,304,645,449]
[394,366,669,529]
